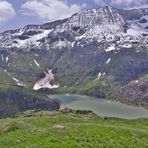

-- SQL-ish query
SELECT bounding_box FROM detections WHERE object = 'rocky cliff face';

[0,6,148,108]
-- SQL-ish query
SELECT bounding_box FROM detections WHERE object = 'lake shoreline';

[49,94,148,119]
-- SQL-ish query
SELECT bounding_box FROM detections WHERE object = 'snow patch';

[5,56,9,63]
[33,69,59,91]
[127,24,146,37]
[34,59,40,68]
[14,29,52,48]
[105,58,111,64]
[35,54,39,57]
[13,77,25,86]
[75,82,78,85]
[96,72,102,80]
[135,80,139,83]
[122,44,132,48]
[71,42,75,47]
[105,44,115,52]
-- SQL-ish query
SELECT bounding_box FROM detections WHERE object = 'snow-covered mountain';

[0,6,148,108]
[0,6,148,51]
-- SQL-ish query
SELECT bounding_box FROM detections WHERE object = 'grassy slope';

[49,78,115,101]
[0,110,147,148]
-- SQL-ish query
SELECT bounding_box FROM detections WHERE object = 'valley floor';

[0,110,148,148]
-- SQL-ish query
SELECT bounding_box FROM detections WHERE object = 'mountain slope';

[0,6,148,110]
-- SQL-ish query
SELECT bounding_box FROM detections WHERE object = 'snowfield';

[33,69,59,91]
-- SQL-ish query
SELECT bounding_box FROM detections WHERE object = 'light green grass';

[0,110,147,148]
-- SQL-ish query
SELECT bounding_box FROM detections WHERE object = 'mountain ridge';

[1,5,148,34]
[0,6,148,51]
[0,5,148,113]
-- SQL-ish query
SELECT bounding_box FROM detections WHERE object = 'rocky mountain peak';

[0,6,148,50]
[63,5,125,29]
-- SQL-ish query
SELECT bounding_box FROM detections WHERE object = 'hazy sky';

[0,0,148,32]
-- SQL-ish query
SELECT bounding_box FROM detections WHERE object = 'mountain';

[1,6,148,50]
[0,6,148,114]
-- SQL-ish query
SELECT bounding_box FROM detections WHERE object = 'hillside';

[0,110,147,147]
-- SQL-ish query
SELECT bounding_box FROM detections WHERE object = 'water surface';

[49,94,148,119]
